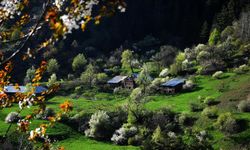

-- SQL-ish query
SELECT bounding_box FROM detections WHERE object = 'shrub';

[96,73,108,84]
[151,126,164,143]
[128,135,142,146]
[202,107,218,118]
[146,108,177,131]
[237,100,250,112]
[159,68,169,77]
[111,124,138,145]
[215,113,239,134]
[182,80,194,91]
[212,71,223,79]
[169,52,185,75]
[178,113,194,126]
[184,48,196,61]
[234,64,249,74]
[74,86,84,95]
[47,73,57,87]
[70,111,91,132]
[203,97,218,106]
[85,111,112,140]
[5,112,20,123]
[190,103,205,112]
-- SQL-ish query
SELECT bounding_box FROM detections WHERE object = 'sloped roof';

[4,86,47,94]
[161,78,185,87]
[107,76,128,84]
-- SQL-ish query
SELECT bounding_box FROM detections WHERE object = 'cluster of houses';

[0,85,47,95]
[107,74,186,94]
[1,77,186,95]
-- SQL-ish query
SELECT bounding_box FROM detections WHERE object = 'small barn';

[3,85,47,95]
[161,78,186,94]
[107,75,136,89]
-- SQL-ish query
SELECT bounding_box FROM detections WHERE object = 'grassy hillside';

[0,72,249,149]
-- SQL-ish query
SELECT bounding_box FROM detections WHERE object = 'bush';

[111,124,138,145]
[70,111,91,132]
[190,103,205,112]
[47,73,57,87]
[74,86,84,95]
[212,71,223,79]
[234,64,249,74]
[96,73,108,84]
[85,111,112,140]
[202,107,218,118]
[145,108,177,131]
[178,113,194,126]
[159,68,169,77]
[237,100,250,112]
[5,112,20,123]
[203,97,218,106]
[182,80,194,91]
[215,113,240,134]
[128,135,142,146]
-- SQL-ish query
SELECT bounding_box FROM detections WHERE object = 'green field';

[0,72,250,149]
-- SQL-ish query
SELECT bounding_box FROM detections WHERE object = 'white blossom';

[0,0,21,22]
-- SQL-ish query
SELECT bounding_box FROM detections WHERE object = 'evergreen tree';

[200,21,209,43]
[208,28,220,46]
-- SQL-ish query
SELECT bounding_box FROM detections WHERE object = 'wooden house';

[107,75,136,89]
[160,78,186,94]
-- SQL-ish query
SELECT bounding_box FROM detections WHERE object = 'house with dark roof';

[3,85,47,95]
[107,75,136,89]
[160,78,186,94]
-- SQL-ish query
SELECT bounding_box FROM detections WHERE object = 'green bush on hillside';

[237,100,250,112]
[212,71,224,79]
[85,111,112,140]
[234,64,249,74]
[190,103,205,112]
[203,97,218,106]
[215,113,240,134]
[5,112,20,123]
[202,107,218,118]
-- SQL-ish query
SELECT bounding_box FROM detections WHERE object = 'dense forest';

[7,0,250,81]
